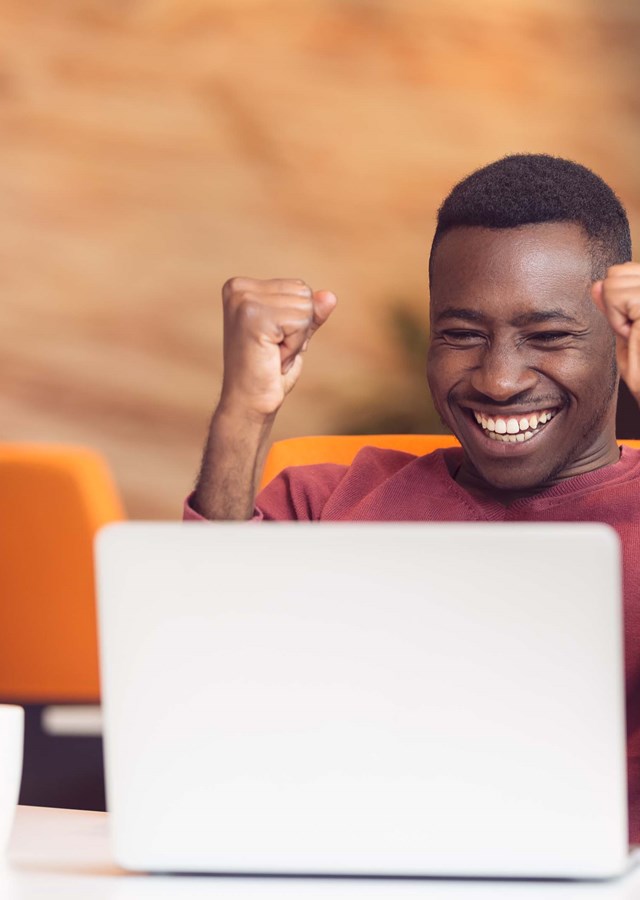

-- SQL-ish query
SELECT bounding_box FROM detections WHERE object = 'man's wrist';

[214,398,278,433]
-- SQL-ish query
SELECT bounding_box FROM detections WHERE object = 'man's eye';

[441,330,484,343]
[530,332,572,343]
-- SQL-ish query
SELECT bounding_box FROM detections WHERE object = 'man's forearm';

[192,406,275,520]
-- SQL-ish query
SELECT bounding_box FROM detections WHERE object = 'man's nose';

[469,344,538,401]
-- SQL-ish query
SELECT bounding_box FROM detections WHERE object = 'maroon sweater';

[186,445,640,840]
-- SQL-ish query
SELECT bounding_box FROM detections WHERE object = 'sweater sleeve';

[182,461,349,521]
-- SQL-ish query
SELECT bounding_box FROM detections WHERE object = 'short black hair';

[429,154,632,281]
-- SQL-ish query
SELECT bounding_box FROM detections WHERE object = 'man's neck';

[454,444,622,506]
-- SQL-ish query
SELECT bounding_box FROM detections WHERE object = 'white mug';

[0,705,24,854]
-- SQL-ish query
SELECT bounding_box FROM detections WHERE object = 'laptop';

[95,521,631,879]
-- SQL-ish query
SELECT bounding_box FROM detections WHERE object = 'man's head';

[426,154,632,499]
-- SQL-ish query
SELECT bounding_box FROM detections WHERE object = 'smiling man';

[191,154,638,524]
[188,153,640,834]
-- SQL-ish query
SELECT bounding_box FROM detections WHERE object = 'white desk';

[3,806,640,899]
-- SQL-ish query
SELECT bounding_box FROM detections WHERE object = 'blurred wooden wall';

[1,0,638,517]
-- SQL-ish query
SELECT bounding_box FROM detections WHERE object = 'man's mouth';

[469,408,558,443]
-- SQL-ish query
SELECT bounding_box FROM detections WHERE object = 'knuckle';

[235,297,262,323]
[291,279,312,295]
[222,276,249,302]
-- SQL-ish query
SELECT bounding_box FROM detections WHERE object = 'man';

[187,154,640,835]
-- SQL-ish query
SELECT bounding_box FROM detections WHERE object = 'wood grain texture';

[1,0,638,517]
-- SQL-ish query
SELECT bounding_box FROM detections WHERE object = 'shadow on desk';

[17,704,106,812]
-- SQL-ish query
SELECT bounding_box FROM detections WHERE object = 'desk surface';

[4,806,640,899]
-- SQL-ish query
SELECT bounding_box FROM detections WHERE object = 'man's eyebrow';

[510,309,581,327]
[434,307,487,324]
[434,307,581,326]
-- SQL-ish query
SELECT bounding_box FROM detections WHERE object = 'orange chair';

[260,434,460,490]
[0,444,125,703]
[260,433,640,491]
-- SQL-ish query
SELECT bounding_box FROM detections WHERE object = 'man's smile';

[469,407,558,443]
[453,403,564,460]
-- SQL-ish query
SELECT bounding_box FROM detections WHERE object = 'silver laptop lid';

[96,522,627,878]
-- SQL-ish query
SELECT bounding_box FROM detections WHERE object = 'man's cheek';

[428,381,453,424]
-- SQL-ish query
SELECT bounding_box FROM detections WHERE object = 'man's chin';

[458,456,559,497]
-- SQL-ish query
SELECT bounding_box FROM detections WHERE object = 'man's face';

[427,223,618,496]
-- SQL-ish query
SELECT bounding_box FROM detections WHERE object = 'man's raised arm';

[192,277,337,520]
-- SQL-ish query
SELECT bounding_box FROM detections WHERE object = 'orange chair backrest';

[260,433,640,491]
[260,434,461,490]
[0,444,125,702]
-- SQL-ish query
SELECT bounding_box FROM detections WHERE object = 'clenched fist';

[592,262,640,404]
[219,277,338,418]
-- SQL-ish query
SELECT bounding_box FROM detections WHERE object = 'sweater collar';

[439,445,639,511]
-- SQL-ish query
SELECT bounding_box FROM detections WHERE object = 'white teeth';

[473,408,556,439]
[490,431,534,443]
[506,417,519,434]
